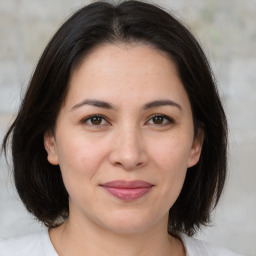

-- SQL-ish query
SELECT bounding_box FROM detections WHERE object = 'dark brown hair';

[2,0,227,236]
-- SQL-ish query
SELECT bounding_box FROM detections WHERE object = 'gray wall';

[0,0,255,255]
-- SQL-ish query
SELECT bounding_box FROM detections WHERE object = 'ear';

[187,128,204,168]
[44,131,59,165]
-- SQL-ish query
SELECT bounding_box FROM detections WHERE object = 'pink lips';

[101,180,153,201]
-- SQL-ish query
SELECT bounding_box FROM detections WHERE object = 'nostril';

[108,138,148,170]
[112,160,144,170]
[114,161,122,166]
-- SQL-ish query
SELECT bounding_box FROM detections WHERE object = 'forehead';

[71,42,178,83]
[66,43,190,111]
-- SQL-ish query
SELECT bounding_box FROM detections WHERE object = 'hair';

[2,0,227,236]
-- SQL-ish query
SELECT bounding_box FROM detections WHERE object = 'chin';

[98,209,161,235]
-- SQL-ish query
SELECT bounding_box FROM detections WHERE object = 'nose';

[108,126,148,170]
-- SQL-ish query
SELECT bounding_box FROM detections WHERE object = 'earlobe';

[44,131,59,165]
[188,128,204,168]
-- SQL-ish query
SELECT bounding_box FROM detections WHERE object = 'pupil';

[92,117,102,125]
[153,116,163,124]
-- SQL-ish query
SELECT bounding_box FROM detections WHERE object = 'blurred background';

[0,0,255,255]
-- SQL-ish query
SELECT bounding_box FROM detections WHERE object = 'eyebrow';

[70,99,182,111]
[71,99,114,111]
[143,100,182,111]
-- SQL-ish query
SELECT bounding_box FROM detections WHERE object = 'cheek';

[152,133,192,171]
[55,134,108,187]
[151,134,192,200]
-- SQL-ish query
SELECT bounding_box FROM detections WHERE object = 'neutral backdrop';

[0,0,255,255]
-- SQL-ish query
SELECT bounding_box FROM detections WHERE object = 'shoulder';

[0,230,57,256]
[180,233,243,256]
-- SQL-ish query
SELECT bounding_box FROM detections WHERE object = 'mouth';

[100,180,154,201]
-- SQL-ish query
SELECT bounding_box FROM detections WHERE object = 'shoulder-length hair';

[2,0,227,236]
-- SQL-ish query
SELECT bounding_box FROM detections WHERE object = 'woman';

[1,1,242,255]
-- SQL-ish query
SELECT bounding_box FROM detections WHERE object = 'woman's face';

[44,43,203,234]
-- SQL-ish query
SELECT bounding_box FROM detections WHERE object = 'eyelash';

[147,114,175,126]
[81,114,110,127]
[81,114,175,127]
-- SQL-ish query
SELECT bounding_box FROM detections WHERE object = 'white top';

[0,230,242,256]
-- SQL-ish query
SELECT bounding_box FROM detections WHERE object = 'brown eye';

[90,116,103,125]
[152,116,165,124]
[147,114,173,126]
[82,115,109,126]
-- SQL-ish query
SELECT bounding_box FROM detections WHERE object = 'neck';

[49,212,185,256]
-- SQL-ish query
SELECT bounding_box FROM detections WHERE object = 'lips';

[101,180,153,201]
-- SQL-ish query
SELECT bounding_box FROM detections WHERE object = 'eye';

[146,114,174,126]
[81,115,109,126]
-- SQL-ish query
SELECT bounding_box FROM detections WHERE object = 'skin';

[44,43,204,256]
